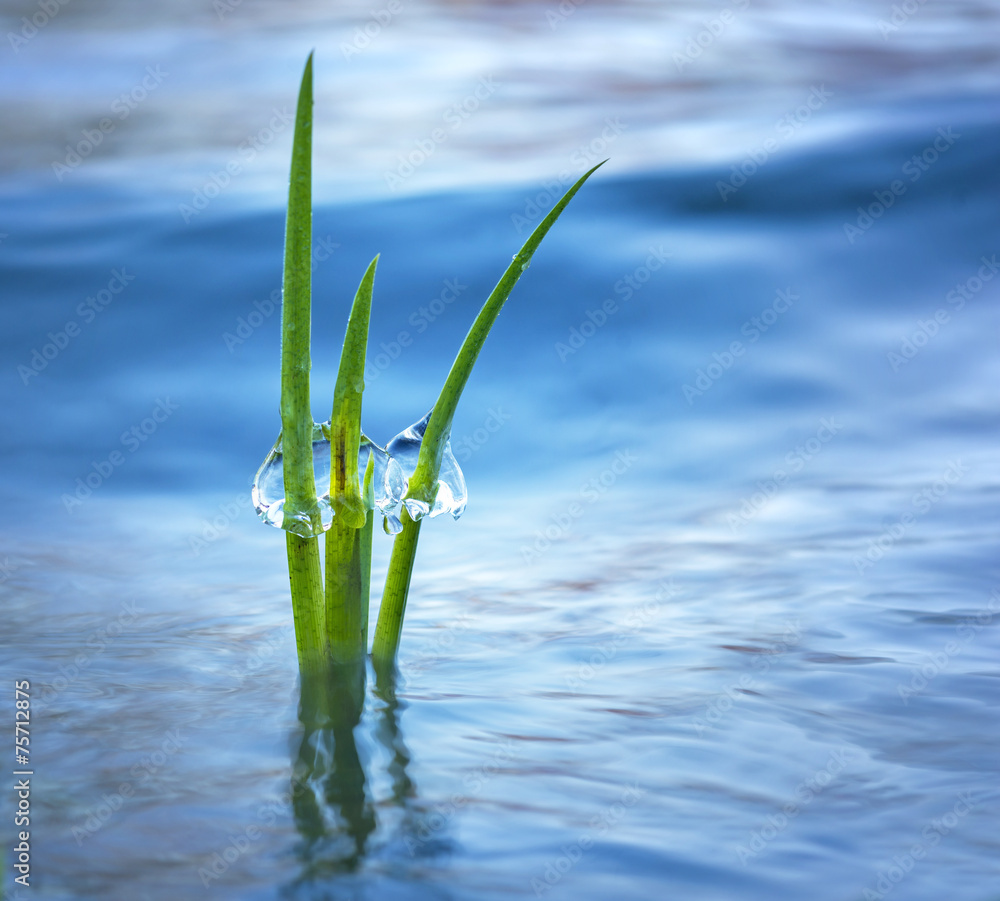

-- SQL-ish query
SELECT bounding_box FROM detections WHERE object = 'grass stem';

[287,531,327,671]
[370,509,421,670]
[325,257,379,661]
[327,454,375,662]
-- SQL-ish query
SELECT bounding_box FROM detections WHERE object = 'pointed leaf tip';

[405,161,604,505]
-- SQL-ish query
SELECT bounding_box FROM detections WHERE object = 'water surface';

[1,2,999,899]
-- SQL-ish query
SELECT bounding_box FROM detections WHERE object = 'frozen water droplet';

[359,434,405,515]
[403,497,431,520]
[252,426,404,537]
[384,415,423,487]
[385,410,467,523]
[383,511,403,535]
[251,424,334,538]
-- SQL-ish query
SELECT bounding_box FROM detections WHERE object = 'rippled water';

[2,1,999,899]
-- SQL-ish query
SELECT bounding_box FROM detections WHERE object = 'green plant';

[278,52,325,672]
[253,54,603,671]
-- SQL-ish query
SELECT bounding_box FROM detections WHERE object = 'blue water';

[2,2,999,899]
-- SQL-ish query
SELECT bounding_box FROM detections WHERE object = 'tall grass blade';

[325,257,378,661]
[371,161,606,667]
[281,52,326,669]
[328,257,378,529]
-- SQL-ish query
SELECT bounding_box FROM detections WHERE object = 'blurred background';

[1,1,999,899]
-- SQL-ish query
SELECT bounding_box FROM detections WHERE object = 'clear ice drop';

[251,423,334,538]
[384,410,467,525]
[252,424,405,537]
[360,433,405,516]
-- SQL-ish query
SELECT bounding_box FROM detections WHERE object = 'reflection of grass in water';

[290,661,527,882]
[291,662,374,877]
[289,663,422,882]
[269,54,602,673]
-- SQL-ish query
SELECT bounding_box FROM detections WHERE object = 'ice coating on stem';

[251,423,332,537]
[360,432,405,516]
[252,424,403,537]
[383,410,467,533]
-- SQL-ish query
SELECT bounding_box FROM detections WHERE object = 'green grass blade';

[281,52,318,522]
[406,161,606,505]
[281,52,326,668]
[328,256,379,528]
[325,257,378,662]
[372,161,605,666]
